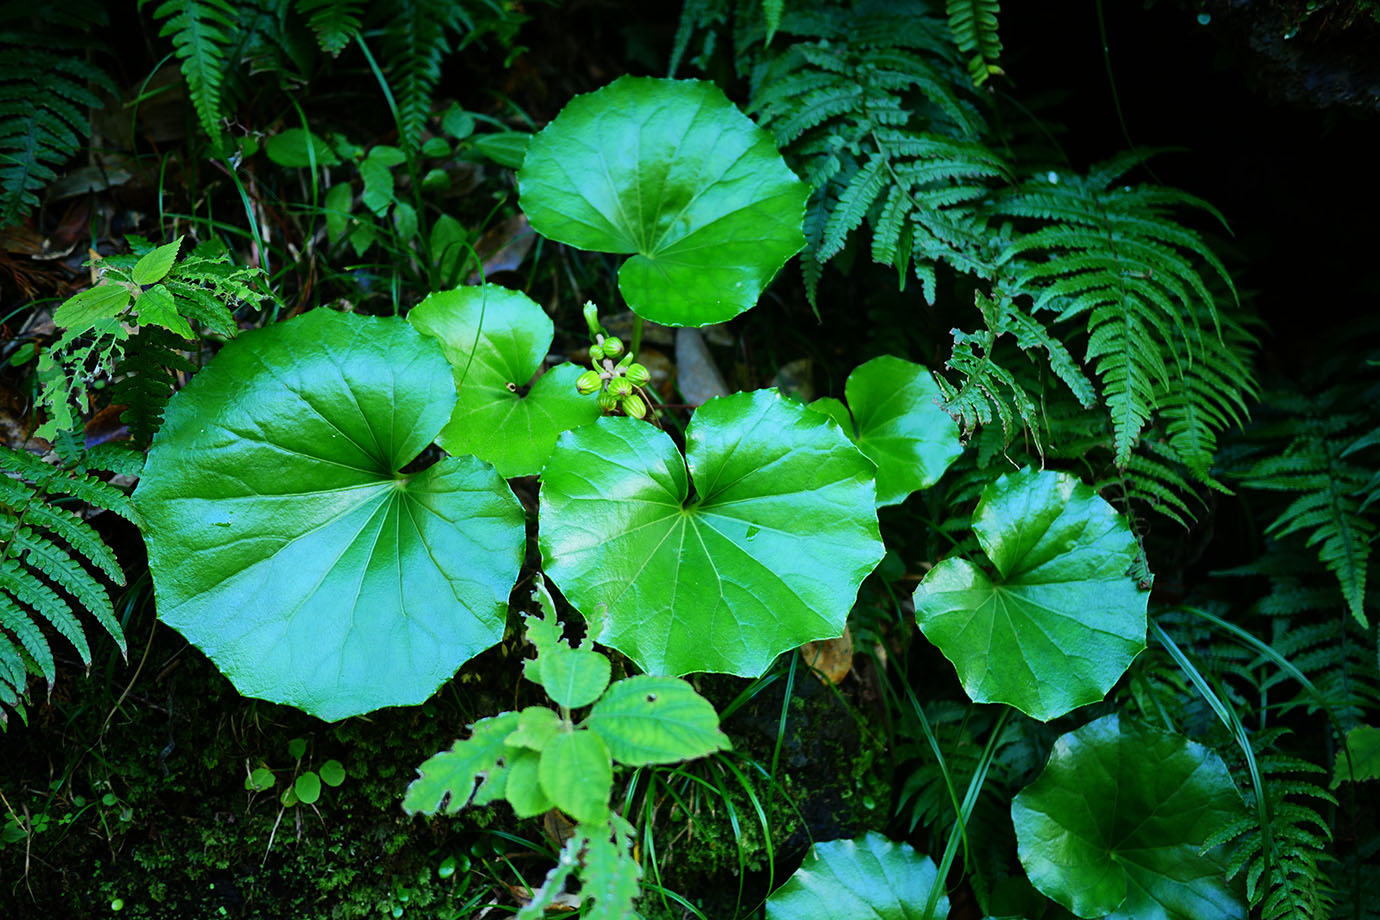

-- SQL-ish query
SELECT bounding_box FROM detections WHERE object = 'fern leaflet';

[945,0,1002,86]
[296,0,363,55]
[145,0,238,148]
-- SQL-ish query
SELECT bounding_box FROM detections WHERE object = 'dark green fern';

[296,0,363,55]
[109,326,197,450]
[945,0,1002,87]
[0,22,115,228]
[991,152,1243,468]
[1238,383,1378,627]
[747,1,999,304]
[0,445,136,727]
[144,0,239,149]
[372,0,476,151]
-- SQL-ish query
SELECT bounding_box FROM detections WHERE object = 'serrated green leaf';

[504,748,552,818]
[1012,714,1246,920]
[506,706,562,752]
[765,832,949,919]
[410,285,601,477]
[131,237,182,286]
[133,310,525,721]
[265,128,341,168]
[810,356,963,506]
[539,730,611,826]
[518,76,808,327]
[51,284,131,333]
[132,284,193,339]
[913,468,1148,721]
[540,390,884,677]
[403,712,520,815]
[360,147,403,215]
[579,814,643,920]
[538,643,611,710]
[588,675,729,766]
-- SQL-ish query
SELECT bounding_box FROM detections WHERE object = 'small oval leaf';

[318,759,346,787]
[539,731,612,826]
[295,771,322,805]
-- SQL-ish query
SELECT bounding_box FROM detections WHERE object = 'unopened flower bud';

[608,376,632,397]
[602,336,624,358]
[575,370,602,395]
[597,390,620,412]
[588,343,606,363]
[626,363,650,387]
[621,391,648,419]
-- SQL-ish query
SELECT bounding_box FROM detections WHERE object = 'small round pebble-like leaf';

[588,675,730,766]
[410,285,600,477]
[518,76,809,327]
[1012,715,1246,920]
[295,771,322,805]
[319,760,346,787]
[913,468,1148,721]
[540,389,884,677]
[134,310,526,721]
[765,832,949,920]
[539,730,612,826]
[245,768,276,792]
[810,356,963,506]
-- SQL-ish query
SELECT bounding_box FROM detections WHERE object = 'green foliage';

[945,0,1002,86]
[518,75,809,327]
[0,15,115,228]
[0,444,135,727]
[404,579,729,919]
[295,0,363,55]
[538,389,884,677]
[764,831,949,919]
[143,0,239,149]
[133,309,527,720]
[36,235,267,441]
[1012,714,1247,920]
[374,0,476,150]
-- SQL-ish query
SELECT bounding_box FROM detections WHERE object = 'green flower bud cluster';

[576,302,653,420]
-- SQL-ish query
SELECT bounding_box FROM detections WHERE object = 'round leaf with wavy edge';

[409,285,601,477]
[517,76,809,327]
[1012,714,1246,920]
[810,356,963,507]
[539,389,884,676]
[765,831,949,919]
[133,310,525,721]
[913,468,1148,721]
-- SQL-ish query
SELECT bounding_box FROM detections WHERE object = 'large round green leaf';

[134,310,526,721]
[765,832,949,920]
[1012,715,1246,920]
[913,468,1148,721]
[409,285,601,477]
[517,76,809,327]
[810,356,963,506]
[540,389,884,676]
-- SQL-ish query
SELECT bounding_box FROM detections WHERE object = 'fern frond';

[0,31,115,227]
[934,291,1041,454]
[0,446,130,724]
[110,326,197,449]
[295,0,362,55]
[145,0,238,147]
[994,164,1245,465]
[945,0,1001,86]
[375,0,472,151]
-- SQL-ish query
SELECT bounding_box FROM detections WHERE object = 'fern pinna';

[747,1,1003,305]
[0,446,137,727]
[0,12,116,228]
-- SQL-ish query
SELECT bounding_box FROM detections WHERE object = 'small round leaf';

[134,310,526,721]
[540,390,884,676]
[518,76,809,327]
[245,767,276,792]
[295,771,322,805]
[410,285,601,477]
[913,468,1148,720]
[318,760,346,787]
[1012,715,1246,920]
[765,832,949,919]
[810,356,963,506]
